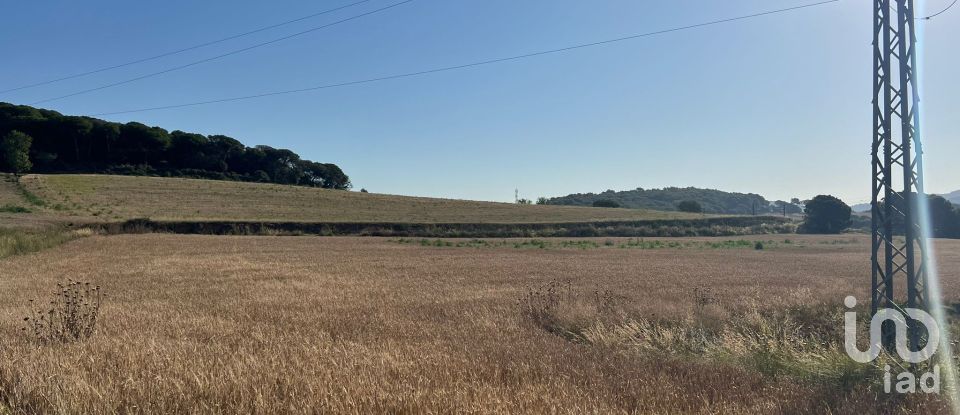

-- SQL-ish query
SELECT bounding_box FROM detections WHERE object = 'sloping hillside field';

[0,174,796,237]
[16,174,702,223]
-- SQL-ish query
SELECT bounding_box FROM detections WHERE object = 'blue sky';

[1,0,956,204]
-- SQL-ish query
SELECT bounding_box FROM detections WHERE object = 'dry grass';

[0,234,956,413]
[0,177,23,207]
[12,174,701,224]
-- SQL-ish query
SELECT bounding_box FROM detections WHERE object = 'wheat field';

[1,234,956,413]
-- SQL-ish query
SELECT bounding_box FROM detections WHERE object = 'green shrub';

[677,200,703,213]
[0,204,30,213]
[798,195,851,234]
[15,183,46,206]
[592,199,621,208]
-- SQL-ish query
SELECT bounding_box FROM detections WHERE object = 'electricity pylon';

[871,0,927,350]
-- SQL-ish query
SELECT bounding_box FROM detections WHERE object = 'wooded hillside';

[0,102,350,189]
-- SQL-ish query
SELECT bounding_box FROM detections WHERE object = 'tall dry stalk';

[23,280,102,344]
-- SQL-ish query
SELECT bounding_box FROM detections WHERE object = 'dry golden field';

[1,234,958,413]
[0,174,700,225]
[0,179,22,207]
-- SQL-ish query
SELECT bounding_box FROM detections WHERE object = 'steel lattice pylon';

[871,0,928,350]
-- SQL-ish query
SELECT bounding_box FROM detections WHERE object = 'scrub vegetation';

[0,227,88,259]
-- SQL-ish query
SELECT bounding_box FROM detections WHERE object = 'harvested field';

[13,174,701,224]
[0,234,956,413]
[0,178,24,208]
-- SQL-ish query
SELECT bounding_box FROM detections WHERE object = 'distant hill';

[851,203,871,213]
[544,187,800,215]
[945,190,960,205]
[852,190,960,213]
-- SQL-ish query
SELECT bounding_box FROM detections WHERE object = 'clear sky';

[1,0,956,204]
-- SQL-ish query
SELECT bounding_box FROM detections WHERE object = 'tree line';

[0,102,350,189]
[801,194,960,239]
[883,192,960,239]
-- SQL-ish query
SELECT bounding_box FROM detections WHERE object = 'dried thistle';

[23,279,103,344]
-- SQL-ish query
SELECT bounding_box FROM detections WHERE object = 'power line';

[0,0,375,95]
[921,0,958,19]
[29,0,416,105]
[91,0,839,117]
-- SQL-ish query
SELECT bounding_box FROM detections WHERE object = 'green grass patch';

[0,205,31,213]
[15,183,46,207]
[0,228,87,259]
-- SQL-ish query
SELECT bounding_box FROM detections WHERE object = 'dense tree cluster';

[592,199,621,208]
[880,193,960,239]
[945,191,960,205]
[0,103,350,189]
[925,195,960,238]
[676,200,703,213]
[544,187,801,215]
[0,130,32,181]
[799,195,852,234]
[802,193,960,238]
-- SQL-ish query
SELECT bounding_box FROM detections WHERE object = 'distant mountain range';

[851,190,960,213]
[946,190,960,205]
[851,203,871,213]
[547,187,958,215]
[544,187,801,215]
